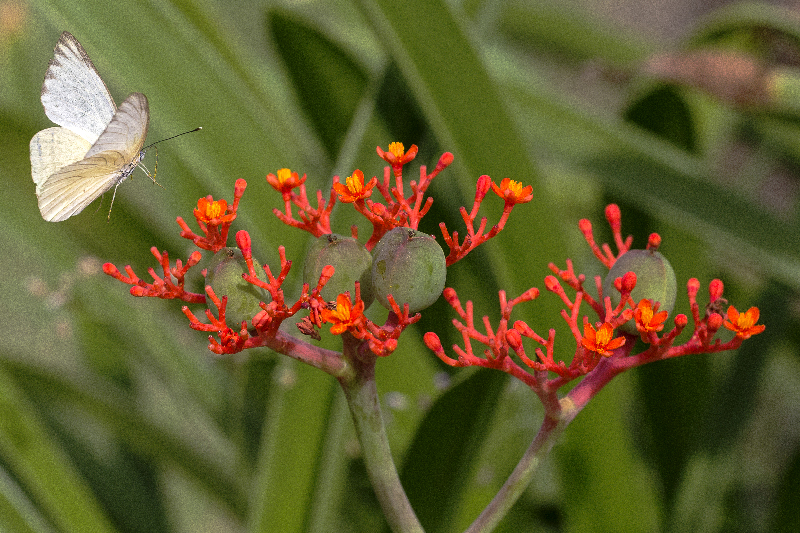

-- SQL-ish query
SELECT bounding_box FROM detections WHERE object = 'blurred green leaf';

[555,373,661,533]
[268,9,370,160]
[0,369,117,533]
[0,470,52,533]
[0,358,245,517]
[395,369,507,533]
[773,444,800,532]
[687,1,800,50]
[246,362,341,532]
[624,84,698,152]
[499,0,653,65]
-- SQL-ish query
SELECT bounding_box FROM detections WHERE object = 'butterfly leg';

[107,182,121,222]
[139,146,165,189]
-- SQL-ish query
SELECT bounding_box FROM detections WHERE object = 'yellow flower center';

[206,201,224,218]
[505,179,524,197]
[329,297,354,322]
[346,174,364,193]
[198,198,227,220]
[388,142,405,159]
[277,168,292,185]
[594,323,614,347]
[735,311,756,329]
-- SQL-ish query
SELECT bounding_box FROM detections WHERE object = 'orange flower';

[320,294,365,335]
[581,322,626,356]
[332,169,375,202]
[266,168,305,194]
[634,299,668,333]
[723,306,765,339]
[490,178,533,205]
[194,197,235,224]
[377,142,418,167]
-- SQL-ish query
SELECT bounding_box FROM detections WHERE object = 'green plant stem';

[464,411,567,533]
[338,334,424,533]
[465,357,626,532]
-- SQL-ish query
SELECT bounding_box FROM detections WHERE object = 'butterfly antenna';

[108,126,200,220]
[143,126,202,150]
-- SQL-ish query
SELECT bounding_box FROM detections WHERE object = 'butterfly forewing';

[85,93,149,160]
[30,126,91,189]
[40,31,116,144]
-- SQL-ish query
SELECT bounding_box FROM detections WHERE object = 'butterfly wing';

[30,126,92,189]
[36,94,150,222]
[85,93,149,159]
[36,158,125,222]
[40,31,116,144]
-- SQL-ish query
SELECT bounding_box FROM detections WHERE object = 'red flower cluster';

[104,144,531,367]
[425,203,765,396]
[103,145,763,387]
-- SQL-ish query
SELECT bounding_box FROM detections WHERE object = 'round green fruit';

[602,249,676,335]
[303,234,374,308]
[205,247,270,329]
[371,227,447,313]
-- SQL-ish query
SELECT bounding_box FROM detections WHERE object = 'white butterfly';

[30,31,150,222]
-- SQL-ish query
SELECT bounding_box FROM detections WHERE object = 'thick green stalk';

[338,334,423,533]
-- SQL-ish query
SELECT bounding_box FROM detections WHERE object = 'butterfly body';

[30,31,150,222]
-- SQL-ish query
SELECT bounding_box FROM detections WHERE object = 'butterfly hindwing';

[29,126,91,189]
[36,156,128,222]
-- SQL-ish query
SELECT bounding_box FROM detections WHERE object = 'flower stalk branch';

[465,411,565,533]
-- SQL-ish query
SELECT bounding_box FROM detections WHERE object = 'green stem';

[465,357,624,532]
[338,334,424,533]
[464,409,569,533]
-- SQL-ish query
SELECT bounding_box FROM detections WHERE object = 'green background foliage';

[0,0,798,531]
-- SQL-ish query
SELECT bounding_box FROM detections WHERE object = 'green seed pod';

[371,227,447,313]
[205,247,270,329]
[602,249,677,335]
[303,233,374,309]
